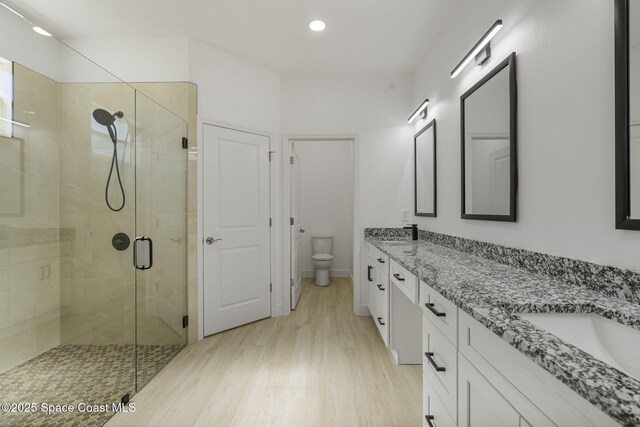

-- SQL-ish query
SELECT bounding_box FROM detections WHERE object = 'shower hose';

[105,122,126,212]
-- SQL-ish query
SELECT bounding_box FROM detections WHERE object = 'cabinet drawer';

[423,314,457,422]
[390,260,417,303]
[419,281,457,346]
[375,275,389,312]
[424,376,456,427]
[373,306,388,345]
[368,279,379,317]
[367,243,389,273]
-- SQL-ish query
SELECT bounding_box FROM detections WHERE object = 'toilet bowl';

[311,235,333,286]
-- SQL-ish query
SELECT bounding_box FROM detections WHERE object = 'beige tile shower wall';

[0,64,61,374]
[58,82,136,346]
[132,83,198,344]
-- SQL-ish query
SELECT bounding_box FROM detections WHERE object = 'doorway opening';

[288,138,355,310]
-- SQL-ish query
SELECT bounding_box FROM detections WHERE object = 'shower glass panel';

[134,91,188,389]
[0,4,188,426]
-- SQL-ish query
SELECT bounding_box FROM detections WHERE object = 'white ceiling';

[10,0,457,74]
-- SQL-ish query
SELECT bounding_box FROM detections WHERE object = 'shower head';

[92,108,124,127]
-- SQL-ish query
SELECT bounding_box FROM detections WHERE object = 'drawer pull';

[425,352,446,372]
[425,302,446,317]
[367,266,373,282]
[425,415,435,427]
[376,317,385,326]
[392,273,405,281]
[376,284,385,291]
[377,258,385,264]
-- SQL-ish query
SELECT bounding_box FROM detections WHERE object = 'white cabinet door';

[459,354,528,427]
[202,125,271,336]
[366,259,377,314]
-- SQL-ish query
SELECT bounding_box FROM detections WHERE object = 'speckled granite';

[365,235,640,426]
[365,228,640,304]
[364,227,412,240]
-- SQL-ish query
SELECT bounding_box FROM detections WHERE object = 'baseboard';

[358,303,370,316]
[272,303,286,317]
[302,269,352,278]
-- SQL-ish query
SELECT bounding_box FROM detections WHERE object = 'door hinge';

[182,137,188,149]
[290,156,294,164]
[268,151,275,161]
[270,283,273,292]
[290,217,294,226]
[290,278,294,287]
[269,218,272,227]
[182,315,189,328]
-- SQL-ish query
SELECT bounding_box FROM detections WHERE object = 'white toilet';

[311,234,333,287]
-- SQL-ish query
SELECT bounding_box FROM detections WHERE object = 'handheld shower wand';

[92,108,126,212]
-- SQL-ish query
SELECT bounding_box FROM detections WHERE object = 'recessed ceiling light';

[309,20,326,32]
[32,26,52,37]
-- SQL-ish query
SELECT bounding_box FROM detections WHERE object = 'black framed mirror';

[461,52,517,221]
[415,119,437,217]
[615,0,640,229]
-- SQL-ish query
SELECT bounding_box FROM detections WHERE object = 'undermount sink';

[517,312,640,381]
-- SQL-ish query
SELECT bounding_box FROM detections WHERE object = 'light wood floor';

[107,277,422,427]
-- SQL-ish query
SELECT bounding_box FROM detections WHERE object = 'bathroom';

[0,0,639,426]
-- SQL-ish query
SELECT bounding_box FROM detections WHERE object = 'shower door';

[134,91,188,390]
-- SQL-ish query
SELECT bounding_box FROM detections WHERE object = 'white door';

[203,124,271,336]
[489,145,510,214]
[290,142,303,309]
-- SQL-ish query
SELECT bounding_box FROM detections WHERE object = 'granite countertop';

[365,237,640,427]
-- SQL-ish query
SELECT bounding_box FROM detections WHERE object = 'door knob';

[206,237,222,245]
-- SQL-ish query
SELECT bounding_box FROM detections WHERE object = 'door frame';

[198,118,273,340]
[282,134,361,316]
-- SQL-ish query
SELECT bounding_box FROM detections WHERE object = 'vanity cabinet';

[366,243,389,345]
[389,259,422,364]
[421,279,553,427]
[420,278,617,427]
[458,355,530,427]
[458,310,616,427]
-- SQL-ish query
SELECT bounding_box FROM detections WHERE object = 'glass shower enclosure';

[0,5,188,426]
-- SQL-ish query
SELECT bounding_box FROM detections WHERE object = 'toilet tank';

[311,235,333,255]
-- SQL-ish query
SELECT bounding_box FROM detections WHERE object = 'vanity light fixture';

[0,117,30,128]
[309,20,326,32]
[408,99,429,123]
[450,19,503,78]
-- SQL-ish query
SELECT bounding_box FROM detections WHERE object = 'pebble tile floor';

[0,344,182,427]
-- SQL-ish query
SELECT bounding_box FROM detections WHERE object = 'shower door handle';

[134,236,153,270]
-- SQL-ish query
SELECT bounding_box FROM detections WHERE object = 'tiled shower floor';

[0,344,182,427]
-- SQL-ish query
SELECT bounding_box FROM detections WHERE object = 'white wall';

[412,0,640,271]
[0,7,59,80]
[282,74,414,226]
[188,38,285,320]
[59,36,286,327]
[295,140,353,277]
[63,37,190,82]
[282,73,414,313]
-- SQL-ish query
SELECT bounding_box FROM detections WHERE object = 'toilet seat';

[312,253,334,261]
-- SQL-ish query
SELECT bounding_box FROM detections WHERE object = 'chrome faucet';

[403,224,418,241]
